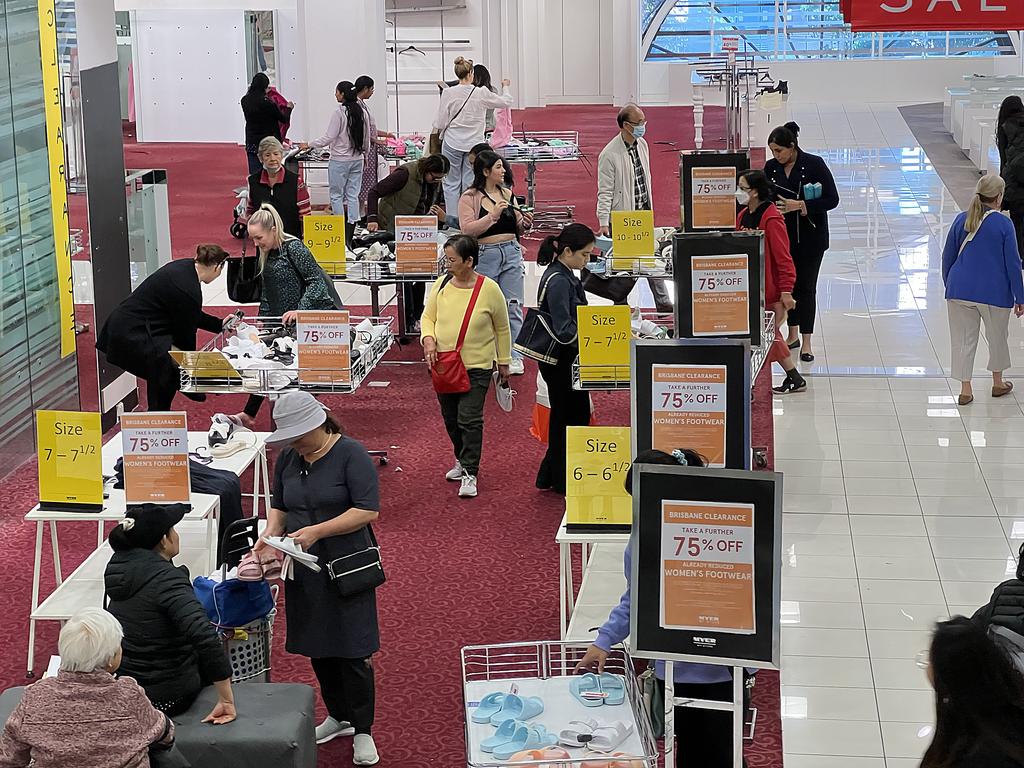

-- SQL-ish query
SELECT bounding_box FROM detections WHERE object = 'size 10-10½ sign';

[842,0,1024,30]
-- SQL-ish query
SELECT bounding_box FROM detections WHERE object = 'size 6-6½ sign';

[846,0,1024,30]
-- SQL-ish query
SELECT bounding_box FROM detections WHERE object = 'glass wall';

[643,0,1015,60]
[0,0,80,470]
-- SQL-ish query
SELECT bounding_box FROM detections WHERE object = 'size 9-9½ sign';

[844,0,1024,30]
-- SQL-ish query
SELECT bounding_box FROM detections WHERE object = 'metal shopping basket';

[461,640,659,767]
[224,596,277,684]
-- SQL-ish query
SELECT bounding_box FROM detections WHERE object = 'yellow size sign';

[611,210,655,268]
[566,426,633,529]
[577,306,631,383]
[304,214,346,277]
[36,410,103,512]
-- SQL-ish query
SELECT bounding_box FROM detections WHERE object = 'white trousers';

[947,299,1012,382]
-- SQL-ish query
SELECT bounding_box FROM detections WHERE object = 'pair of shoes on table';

[473,692,545,726]
[559,718,634,752]
[444,462,479,498]
[570,673,626,707]
[486,722,559,761]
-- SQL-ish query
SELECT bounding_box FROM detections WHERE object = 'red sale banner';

[846,0,1024,31]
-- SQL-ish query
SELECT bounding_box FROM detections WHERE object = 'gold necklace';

[305,433,334,460]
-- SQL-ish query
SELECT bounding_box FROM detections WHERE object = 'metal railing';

[642,0,1015,60]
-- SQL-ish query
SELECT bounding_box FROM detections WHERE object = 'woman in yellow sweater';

[421,235,512,498]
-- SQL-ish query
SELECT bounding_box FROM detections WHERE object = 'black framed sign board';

[629,464,782,668]
[631,339,751,470]
[680,150,750,233]
[673,231,765,347]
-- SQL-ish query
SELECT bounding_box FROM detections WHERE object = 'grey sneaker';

[459,472,478,498]
[352,733,380,765]
[445,461,464,481]
[315,716,355,744]
[493,371,516,413]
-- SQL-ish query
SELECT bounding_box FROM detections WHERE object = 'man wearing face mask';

[246,136,311,239]
[595,104,674,313]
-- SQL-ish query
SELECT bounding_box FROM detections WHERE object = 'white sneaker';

[352,733,380,766]
[508,358,526,375]
[315,716,355,744]
[445,461,464,481]
[493,372,516,413]
[459,472,478,498]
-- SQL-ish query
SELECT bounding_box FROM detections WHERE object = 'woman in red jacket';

[736,170,806,394]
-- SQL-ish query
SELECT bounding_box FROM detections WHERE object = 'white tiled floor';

[774,103,1020,766]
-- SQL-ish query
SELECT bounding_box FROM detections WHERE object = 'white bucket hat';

[266,392,328,446]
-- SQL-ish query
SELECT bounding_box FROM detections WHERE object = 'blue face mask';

[632,123,647,139]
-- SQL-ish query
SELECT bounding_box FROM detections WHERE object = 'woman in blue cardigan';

[942,174,1024,406]
[765,123,840,363]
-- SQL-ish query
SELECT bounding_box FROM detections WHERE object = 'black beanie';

[109,503,189,552]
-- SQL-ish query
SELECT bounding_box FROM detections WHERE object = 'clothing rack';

[691,56,774,150]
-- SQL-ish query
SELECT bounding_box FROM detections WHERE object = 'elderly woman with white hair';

[244,136,311,239]
[0,608,175,767]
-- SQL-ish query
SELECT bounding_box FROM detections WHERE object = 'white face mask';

[735,189,750,206]
[263,162,282,175]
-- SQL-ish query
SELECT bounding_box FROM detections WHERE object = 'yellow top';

[421,275,512,368]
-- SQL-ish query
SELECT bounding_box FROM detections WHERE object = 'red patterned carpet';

[3,105,783,767]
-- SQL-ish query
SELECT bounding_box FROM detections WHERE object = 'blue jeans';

[476,239,524,360]
[328,157,364,220]
[441,141,473,218]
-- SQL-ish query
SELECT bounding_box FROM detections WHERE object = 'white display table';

[25,490,220,677]
[555,513,630,641]
[102,429,272,517]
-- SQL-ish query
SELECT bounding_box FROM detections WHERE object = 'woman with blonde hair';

[230,204,339,428]
[942,174,1024,405]
[432,56,513,218]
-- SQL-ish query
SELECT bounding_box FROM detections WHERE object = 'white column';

[294,0,387,138]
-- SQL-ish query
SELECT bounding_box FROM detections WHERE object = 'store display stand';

[497,130,585,232]
[664,663,746,768]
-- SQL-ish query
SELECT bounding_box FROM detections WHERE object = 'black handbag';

[580,266,636,303]
[226,249,262,304]
[325,526,385,597]
[513,272,577,364]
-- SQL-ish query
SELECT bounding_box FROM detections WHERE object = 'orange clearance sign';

[651,364,727,468]
[296,310,351,386]
[394,215,439,274]
[661,500,755,634]
[691,254,749,336]
[691,167,737,229]
[120,412,190,505]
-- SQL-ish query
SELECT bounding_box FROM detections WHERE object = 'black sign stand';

[680,150,751,232]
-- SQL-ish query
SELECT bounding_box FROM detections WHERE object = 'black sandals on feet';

[787,340,800,349]
[800,352,815,362]
[773,373,807,394]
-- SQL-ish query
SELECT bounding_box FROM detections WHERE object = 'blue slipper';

[599,673,626,706]
[480,718,521,752]
[471,692,506,724]
[489,693,545,725]
[492,724,558,761]
[570,673,604,707]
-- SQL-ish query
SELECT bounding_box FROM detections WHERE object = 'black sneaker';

[772,373,807,394]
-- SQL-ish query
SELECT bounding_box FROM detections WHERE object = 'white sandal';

[588,721,634,753]
[558,717,599,748]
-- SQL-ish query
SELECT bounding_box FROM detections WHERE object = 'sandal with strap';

[993,381,1014,398]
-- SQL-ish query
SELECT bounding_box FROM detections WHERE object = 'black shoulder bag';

[326,525,385,597]
[514,271,578,364]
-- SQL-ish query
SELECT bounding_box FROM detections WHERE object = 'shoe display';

[558,717,599,747]
[493,372,516,413]
[570,673,605,707]
[459,473,478,498]
[445,461,465,482]
[480,718,523,752]
[315,716,355,744]
[588,721,634,753]
[598,673,625,706]
[471,691,507,724]
[492,724,558,761]
[352,733,380,766]
[508,358,526,376]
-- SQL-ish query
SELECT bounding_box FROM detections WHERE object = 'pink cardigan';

[458,188,528,238]
[0,671,172,768]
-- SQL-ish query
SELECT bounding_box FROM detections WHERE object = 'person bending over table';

[103,504,236,724]
[0,608,176,768]
[366,153,450,334]
[254,392,382,766]
[95,244,231,411]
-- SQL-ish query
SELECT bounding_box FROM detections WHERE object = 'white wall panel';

[134,10,248,143]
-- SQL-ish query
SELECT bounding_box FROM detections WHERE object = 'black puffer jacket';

[972,578,1024,636]
[104,548,232,704]
[1000,114,1024,208]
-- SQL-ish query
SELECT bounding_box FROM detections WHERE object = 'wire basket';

[461,640,659,767]
[749,310,775,382]
[496,131,582,163]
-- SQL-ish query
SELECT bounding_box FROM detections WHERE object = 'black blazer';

[249,168,303,238]
[95,259,222,380]
[765,150,839,252]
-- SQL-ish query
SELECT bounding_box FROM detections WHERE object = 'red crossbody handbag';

[431,275,485,394]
